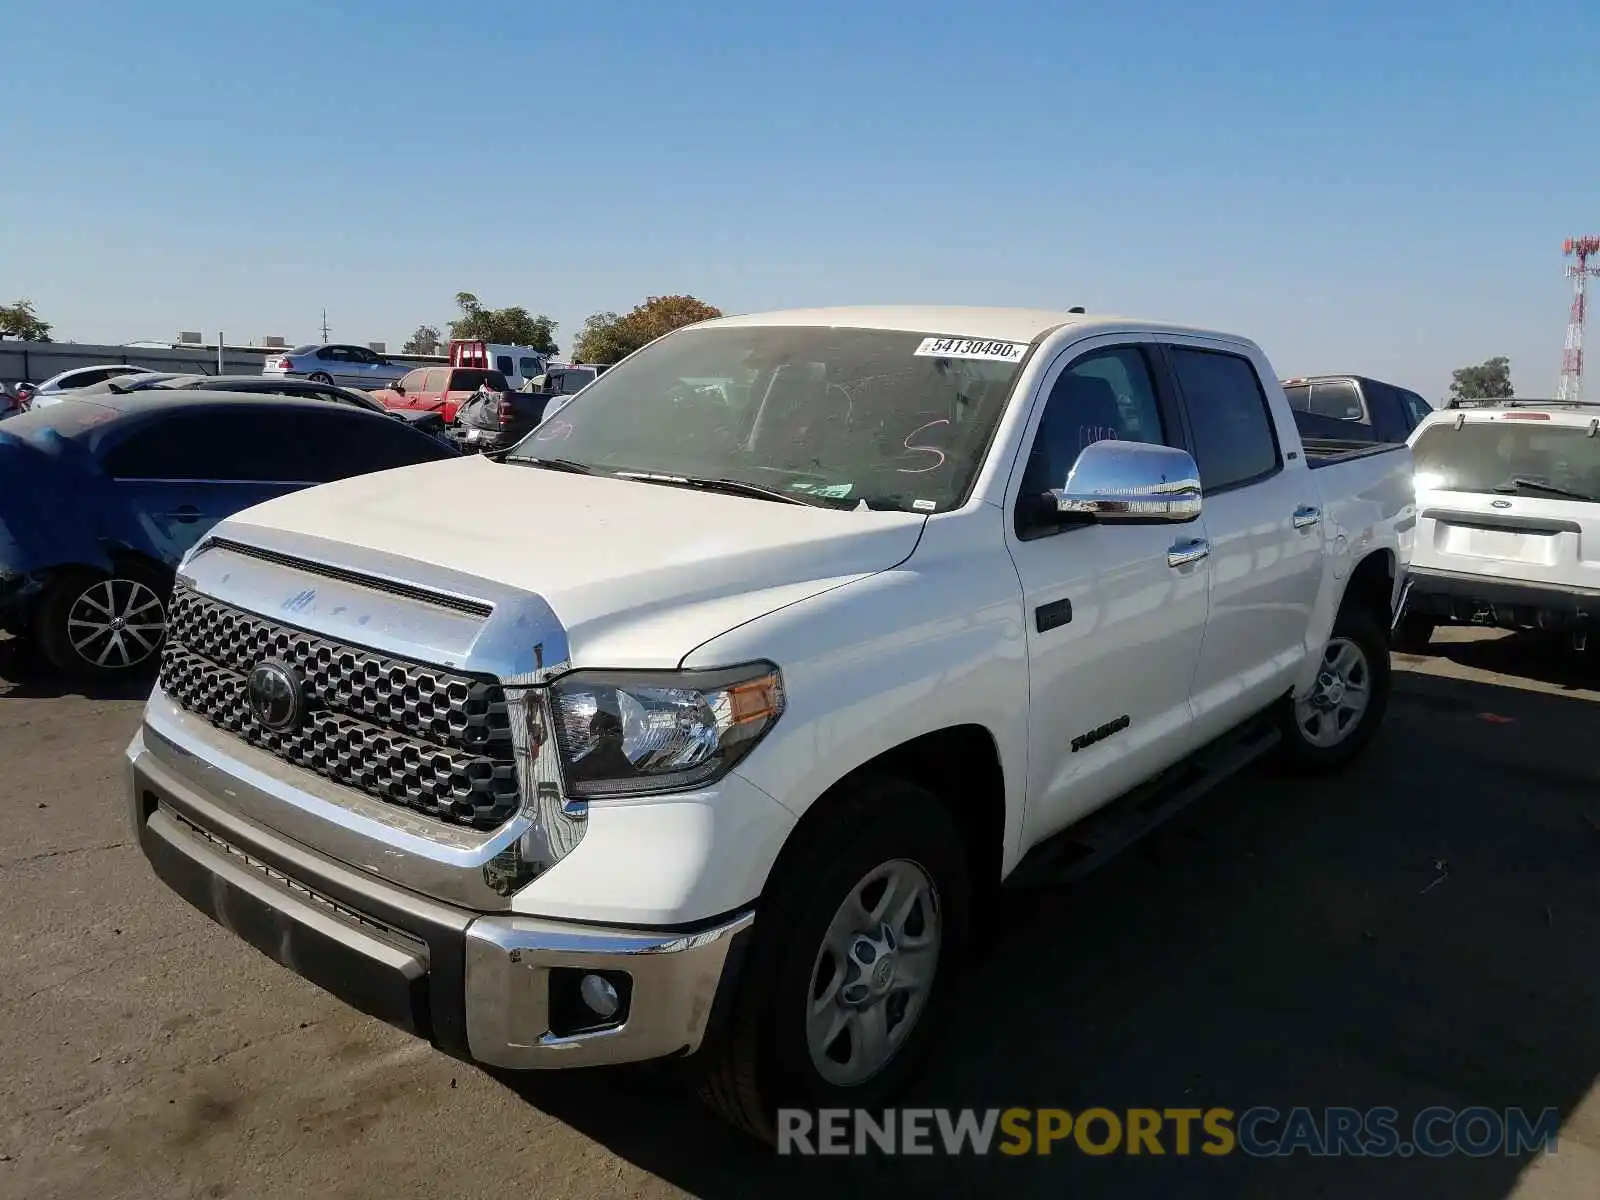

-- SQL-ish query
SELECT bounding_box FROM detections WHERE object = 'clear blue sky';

[5,0,1597,399]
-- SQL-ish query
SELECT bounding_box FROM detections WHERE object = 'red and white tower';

[1557,236,1600,402]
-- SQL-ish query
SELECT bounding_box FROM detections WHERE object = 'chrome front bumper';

[127,730,753,1069]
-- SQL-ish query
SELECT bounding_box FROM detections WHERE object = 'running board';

[1005,717,1281,889]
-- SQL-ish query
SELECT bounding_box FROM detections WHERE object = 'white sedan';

[19,363,151,407]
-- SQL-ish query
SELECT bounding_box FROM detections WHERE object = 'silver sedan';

[262,343,411,389]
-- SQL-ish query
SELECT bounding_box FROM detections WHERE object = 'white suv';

[1399,398,1600,652]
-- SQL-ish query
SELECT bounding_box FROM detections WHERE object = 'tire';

[35,566,171,679]
[1392,611,1437,654]
[1271,602,1391,775]
[308,372,334,384]
[694,777,971,1143]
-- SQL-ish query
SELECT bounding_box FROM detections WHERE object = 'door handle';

[1293,505,1322,529]
[1035,598,1073,633]
[1167,537,1211,568]
[164,505,201,524]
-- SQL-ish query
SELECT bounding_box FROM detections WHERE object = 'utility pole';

[320,308,331,343]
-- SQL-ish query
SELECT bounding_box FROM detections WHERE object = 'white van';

[449,340,548,391]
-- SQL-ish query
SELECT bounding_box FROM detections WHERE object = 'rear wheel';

[308,372,334,384]
[1272,603,1390,775]
[36,567,170,678]
[694,777,970,1143]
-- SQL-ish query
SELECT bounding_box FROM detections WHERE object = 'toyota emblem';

[247,658,306,732]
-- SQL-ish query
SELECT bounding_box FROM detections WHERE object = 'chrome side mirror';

[1050,439,1202,523]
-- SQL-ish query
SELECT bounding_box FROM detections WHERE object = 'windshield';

[505,325,1030,512]
[1412,420,1600,502]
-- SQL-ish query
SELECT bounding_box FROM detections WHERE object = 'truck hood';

[214,454,926,668]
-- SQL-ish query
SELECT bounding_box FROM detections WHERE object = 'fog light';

[579,972,620,1019]
[549,967,632,1035]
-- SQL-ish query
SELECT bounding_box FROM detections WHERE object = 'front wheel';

[694,777,971,1143]
[35,567,170,678]
[1271,603,1391,775]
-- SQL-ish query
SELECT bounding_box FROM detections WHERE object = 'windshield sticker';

[913,337,1029,364]
[788,481,855,499]
[912,499,938,511]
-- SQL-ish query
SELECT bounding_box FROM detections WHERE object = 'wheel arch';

[758,723,1007,935]
[1341,547,1397,625]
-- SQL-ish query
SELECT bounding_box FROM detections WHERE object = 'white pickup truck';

[126,306,1414,1140]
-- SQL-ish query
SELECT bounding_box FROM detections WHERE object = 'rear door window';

[300,411,457,481]
[1169,347,1281,492]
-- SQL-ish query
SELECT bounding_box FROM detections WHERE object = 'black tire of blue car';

[1270,602,1391,775]
[308,372,333,384]
[693,776,971,1143]
[36,566,171,678]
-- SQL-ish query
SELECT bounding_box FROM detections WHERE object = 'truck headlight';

[549,662,785,797]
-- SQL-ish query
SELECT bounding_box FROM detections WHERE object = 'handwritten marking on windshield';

[535,420,573,442]
[899,419,950,473]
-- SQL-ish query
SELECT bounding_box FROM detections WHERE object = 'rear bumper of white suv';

[127,729,754,1070]
[1405,566,1600,632]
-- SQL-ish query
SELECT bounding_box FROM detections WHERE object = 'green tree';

[401,323,442,355]
[0,298,52,342]
[573,295,722,364]
[1449,356,1513,401]
[448,292,558,355]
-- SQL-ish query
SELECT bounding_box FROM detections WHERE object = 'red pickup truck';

[373,366,512,423]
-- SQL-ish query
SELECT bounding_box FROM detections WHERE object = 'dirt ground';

[2,627,1598,1199]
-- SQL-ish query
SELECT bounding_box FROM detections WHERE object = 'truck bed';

[1301,437,1408,469]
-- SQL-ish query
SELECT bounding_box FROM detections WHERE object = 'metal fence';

[0,341,446,385]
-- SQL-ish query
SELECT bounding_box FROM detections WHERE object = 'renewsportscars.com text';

[777,1106,1562,1158]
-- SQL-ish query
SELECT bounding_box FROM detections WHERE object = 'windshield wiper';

[503,455,595,475]
[1493,476,1595,502]
[613,471,824,506]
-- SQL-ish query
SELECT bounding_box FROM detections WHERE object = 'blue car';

[0,391,459,678]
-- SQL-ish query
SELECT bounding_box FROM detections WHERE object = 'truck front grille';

[158,585,519,830]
